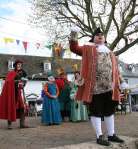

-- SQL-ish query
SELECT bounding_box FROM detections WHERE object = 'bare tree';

[29,0,138,55]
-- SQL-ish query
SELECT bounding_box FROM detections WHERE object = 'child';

[41,72,62,125]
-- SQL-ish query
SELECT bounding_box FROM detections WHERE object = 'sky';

[0,0,138,64]
[0,0,53,57]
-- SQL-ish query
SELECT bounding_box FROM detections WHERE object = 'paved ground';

[0,112,138,149]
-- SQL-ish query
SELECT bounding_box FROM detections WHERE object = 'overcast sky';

[0,0,138,64]
[0,0,53,57]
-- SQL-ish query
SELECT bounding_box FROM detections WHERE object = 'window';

[8,60,14,70]
[124,79,128,84]
[43,62,51,72]
[0,79,5,94]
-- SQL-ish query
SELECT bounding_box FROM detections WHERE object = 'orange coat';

[70,41,120,103]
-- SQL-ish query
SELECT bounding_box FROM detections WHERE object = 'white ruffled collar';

[85,43,110,53]
[96,44,110,53]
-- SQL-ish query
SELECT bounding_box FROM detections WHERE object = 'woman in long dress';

[70,71,89,122]
[41,72,62,125]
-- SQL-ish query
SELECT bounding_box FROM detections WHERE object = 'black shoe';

[7,125,12,129]
[97,135,110,146]
[108,134,124,143]
[7,121,12,129]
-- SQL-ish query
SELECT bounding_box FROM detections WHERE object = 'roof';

[0,54,81,79]
[0,54,138,80]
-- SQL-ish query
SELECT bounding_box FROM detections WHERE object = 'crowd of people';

[0,60,89,128]
[41,69,89,125]
[0,27,127,147]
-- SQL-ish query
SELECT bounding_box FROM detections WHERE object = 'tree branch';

[115,38,138,56]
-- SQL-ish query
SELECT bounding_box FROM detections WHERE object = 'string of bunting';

[0,37,72,57]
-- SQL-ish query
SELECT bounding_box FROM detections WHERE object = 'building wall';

[0,54,81,78]
[24,80,44,97]
[0,73,74,97]
[0,79,43,96]
[123,77,138,91]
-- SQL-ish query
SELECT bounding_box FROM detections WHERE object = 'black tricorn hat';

[89,27,104,42]
[13,59,23,68]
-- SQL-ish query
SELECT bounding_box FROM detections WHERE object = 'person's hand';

[18,81,24,89]
[69,26,80,41]
[69,31,78,41]
[51,95,57,99]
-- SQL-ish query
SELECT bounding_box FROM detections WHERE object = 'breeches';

[89,91,118,117]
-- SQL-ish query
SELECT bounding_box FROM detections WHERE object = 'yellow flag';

[3,37,15,44]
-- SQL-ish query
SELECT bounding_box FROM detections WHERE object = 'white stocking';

[90,116,102,138]
[104,115,115,136]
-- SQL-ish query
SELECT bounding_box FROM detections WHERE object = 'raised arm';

[69,30,83,56]
[69,40,83,56]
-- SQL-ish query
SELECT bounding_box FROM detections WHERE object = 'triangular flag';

[22,41,28,53]
[3,37,14,44]
[3,38,9,44]
[16,39,20,45]
[36,43,40,49]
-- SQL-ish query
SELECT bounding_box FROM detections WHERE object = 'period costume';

[0,60,28,129]
[69,28,124,146]
[70,74,88,122]
[69,43,120,104]
[56,71,71,121]
[41,72,62,125]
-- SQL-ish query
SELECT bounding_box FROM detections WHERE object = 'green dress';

[70,83,89,122]
[58,80,71,119]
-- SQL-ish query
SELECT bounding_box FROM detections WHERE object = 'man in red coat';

[0,60,29,129]
[69,28,124,146]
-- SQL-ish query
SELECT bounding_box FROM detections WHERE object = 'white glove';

[71,26,80,32]
[69,26,80,41]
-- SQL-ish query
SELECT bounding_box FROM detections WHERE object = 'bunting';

[16,39,20,45]
[36,43,40,49]
[0,36,71,56]
[22,41,28,53]
[3,37,14,44]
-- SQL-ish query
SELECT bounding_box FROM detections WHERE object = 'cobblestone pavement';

[0,112,137,149]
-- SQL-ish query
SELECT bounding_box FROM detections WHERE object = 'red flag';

[36,43,40,49]
[22,41,28,52]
